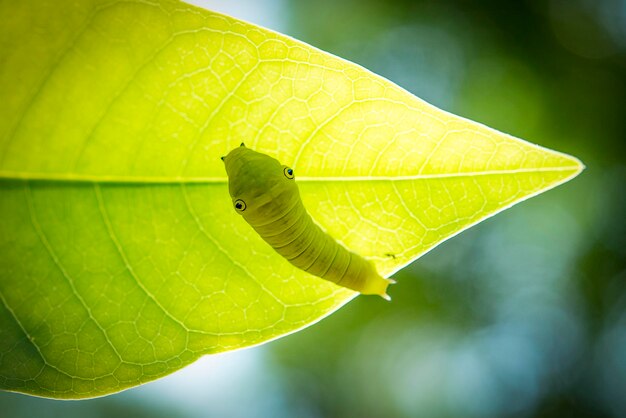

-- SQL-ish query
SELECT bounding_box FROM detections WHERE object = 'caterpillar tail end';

[379,277,396,302]
[361,274,396,302]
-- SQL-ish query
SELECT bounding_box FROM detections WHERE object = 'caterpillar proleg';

[222,144,393,299]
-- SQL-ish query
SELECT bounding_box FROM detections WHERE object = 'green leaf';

[0,0,583,399]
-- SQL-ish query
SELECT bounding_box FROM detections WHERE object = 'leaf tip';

[566,154,586,180]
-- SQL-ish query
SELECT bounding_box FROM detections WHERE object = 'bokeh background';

[2,0,624,417]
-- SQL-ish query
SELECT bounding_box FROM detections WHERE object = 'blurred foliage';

[1,0,624,417]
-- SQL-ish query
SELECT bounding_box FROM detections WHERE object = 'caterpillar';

[222,144,394,300]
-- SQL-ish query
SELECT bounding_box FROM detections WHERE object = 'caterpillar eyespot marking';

[234,199,246,211]
[222,144,394,299]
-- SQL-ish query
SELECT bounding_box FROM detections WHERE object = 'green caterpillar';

[222,144,393,299]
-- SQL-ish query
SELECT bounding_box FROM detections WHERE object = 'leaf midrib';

[0,165,583,184]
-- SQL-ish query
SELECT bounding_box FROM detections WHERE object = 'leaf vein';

[24,182,129,369]
[93,184,220,338]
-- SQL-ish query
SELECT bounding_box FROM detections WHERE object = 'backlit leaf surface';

[0,0,583,398]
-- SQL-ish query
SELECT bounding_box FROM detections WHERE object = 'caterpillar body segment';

[222,145,393,299]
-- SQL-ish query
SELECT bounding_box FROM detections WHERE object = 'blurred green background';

[1,0,624,417]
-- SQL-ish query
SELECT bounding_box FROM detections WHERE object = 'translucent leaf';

[0,0,583,398]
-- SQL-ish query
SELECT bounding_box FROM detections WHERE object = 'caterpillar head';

[222,144,298,221]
